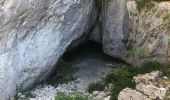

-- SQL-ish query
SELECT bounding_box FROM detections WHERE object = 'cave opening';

[45,40,124,92]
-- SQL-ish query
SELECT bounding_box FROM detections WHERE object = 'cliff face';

[126,1,170,65]
[102,0,129,59]
[0,0,97,99]
[0,0,170,99]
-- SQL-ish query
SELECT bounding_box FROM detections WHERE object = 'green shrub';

[87,81,105,93]
[136,0,149,11]
[135,0,162,11]
[127,48,151,58]
[102,61,169,100]
[55,92,89,100]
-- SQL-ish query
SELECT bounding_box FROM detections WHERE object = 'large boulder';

[0,0,97,99]
[102,0,129,59]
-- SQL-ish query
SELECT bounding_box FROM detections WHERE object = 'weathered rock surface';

[126,1,170,64]
[0,0,97,99]
[102,0,129,59]
[118,88,150,100]
[118,71,168,100]
[133,71,162,85]
[136,83,166,100]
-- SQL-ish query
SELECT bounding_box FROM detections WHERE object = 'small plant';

[163,12,170,21]
[135,0,162,11]
[87,81,105,93]
[127,47,151,58]
[144,23,151,29]
[102,61,169,100]
[135,0,149,11]
[55,92,89,100]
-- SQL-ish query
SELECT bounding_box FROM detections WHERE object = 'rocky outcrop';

[0,0,97,99]
[118,88,150,100]
[126,1,170,64]
[102,0,129,59]
[118,71,168,100]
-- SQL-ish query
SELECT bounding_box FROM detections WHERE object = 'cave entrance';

[46,40,123,92]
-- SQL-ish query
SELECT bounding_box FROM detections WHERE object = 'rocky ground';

[118,71,170,100]
[14,43,120,100]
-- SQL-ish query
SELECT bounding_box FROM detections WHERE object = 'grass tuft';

[55,92,89,100]
[87,61,170,100]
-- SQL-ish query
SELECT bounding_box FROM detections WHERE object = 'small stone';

[164,76,168,79]
[92,91,100,96]
[104,96,111,100]
[18,93,22,96]
[98,91,106,97]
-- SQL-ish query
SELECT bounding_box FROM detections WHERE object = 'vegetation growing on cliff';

[135,0,161,10]
[127,47,151,58]
[87,61,170,100]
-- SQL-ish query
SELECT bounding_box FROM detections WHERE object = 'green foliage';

[127,48,151,58]
[103,61,169,100]
[144,23,151,29]
[47,59,77,86]
[135,0,162,11]
[163,12,170,21]
[87,81,105,93]
[135,0,149,11]
[55,92,89,100]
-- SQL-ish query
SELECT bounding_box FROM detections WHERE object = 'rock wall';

[102,0,129,59]
[1,0,170,99]
[126,1,170,65]
[0,0,97,99]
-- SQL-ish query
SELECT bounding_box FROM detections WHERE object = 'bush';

[135,0,162,11]
[55,92,89,100]
[127,48,151,58]
[87,81,105,93]
[136,0,149,10]
[103,61,169,100]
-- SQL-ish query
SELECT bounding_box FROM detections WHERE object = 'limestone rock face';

[133,71,162,85]
[118,88,150,100]
[102,0,129,59]
[126,1,170,64]
[136,83,166,100]
[118,71,168,100]
[0,0,97,99]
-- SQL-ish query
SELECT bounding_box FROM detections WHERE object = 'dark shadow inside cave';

[45,40,125,91]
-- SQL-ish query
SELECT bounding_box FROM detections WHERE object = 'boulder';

[136,83,166,100]
[118,71,168,100]
[102,0,129,59]
[118,88,150,100]
[133,71,162,85]
[0,0,97,99]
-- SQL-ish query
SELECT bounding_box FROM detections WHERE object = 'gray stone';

[136,83,166,100]
[102,0,129,59]
[0,0,97,99]
[118,88,150,100]
[133,71,162,85]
